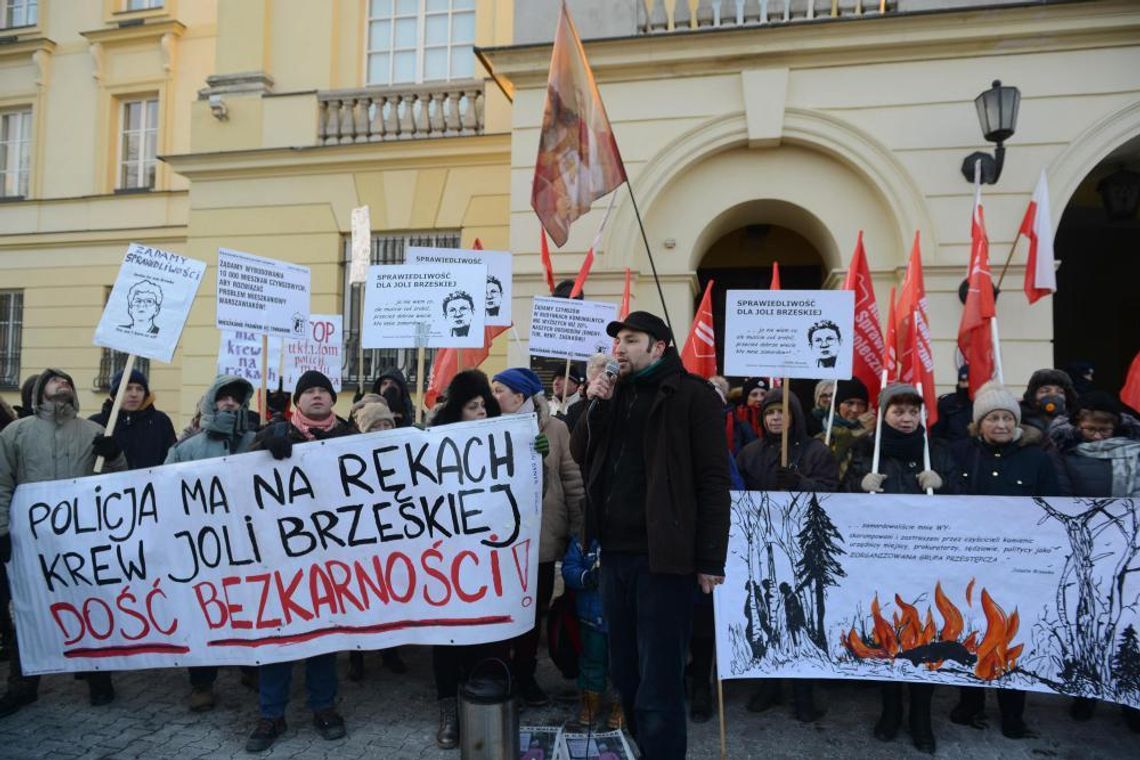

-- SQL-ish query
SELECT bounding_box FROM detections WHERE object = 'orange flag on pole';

[680,280,717,378]
[957,200,997,397]
[883,286,898,381]
[843,231,885,406]
[770,261,782,290]
[1121,349,1140,414]
[425,325,509,408]
[896,233,938,426]
[531,2,627,248]
[618,267,632,319]
[568,248,594,299]
[539,228,556,295]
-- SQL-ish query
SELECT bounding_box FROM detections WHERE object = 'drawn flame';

[842,581,1021,680]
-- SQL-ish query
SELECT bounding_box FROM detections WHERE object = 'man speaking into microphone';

[570,311,730,759]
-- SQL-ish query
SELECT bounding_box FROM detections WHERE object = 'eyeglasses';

[1079,424,1115,438]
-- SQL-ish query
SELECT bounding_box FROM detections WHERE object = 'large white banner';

[723,290,854,379]
[361,263,487,349]
[216,248,311,338]
[93,243,206,363]
[715,491,1140,709]
[529,297,617,361]
[8,416,542,674]
[407,246,513,327]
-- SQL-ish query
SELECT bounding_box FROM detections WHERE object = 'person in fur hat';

[1020,368,1079,440]
[948,380,1063,740]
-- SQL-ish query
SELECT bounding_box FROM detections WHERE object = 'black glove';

[92,434,121,460]
[775,466,802,491]
[0,534,10,564]
[263,435,293,460]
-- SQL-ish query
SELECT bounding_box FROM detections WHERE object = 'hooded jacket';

[372,368,415,428]
[90,394,176,470]
[0,369,127,535]
[165,376,258,464]
[735,389,839,493]
[570,348,730,576]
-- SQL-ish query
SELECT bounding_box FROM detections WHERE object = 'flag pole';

[625,182,674,338]
[260,333,270,422]
[870,368,887,477]
[917,380,934,496]
[994,233,1022,292]
[990,319,1005,384]
[824,380,838,446]
[93,354,135,473]
[562,356,573,408]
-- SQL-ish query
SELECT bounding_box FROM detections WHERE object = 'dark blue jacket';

[561,536,605,632]
[90,398,175,470]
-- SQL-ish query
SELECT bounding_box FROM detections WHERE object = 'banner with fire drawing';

[714,492,1140,708]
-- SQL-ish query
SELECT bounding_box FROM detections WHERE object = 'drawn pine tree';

[795,494,846,649]
[1112,624,1140,697]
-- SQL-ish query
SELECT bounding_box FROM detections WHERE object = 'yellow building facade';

[2,0,1139,426]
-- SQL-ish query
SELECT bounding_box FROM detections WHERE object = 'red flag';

[1122,350,1140,414]
[883,286,898,381]
[531,2,627,247]
[618,267,631,319]
[843,231,885,406]
[472,238,483,250]
[568,248,594,299]
[1021,170,1056,304]
[539,228,556,295]
[681,280,717,378]
[896,233,937,426]
[770,261,781,290]
[425,325,510,408]
[957,201,996,397]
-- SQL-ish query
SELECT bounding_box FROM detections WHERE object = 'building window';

[119,97,158,190]
[366,0,475,86]
[124,0,162,10]
[0,290,23,389]
[1,0,37,29]
[342,230,461,389]
[0,109,31,198]
[95,287,149,391]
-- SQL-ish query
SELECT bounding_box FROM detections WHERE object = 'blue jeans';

[601,552,694,760]
[258,653,337,718]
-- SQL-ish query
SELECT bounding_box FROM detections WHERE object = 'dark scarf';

[880,424,926,463]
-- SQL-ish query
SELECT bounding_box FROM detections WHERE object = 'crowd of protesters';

[1,336,1139,755]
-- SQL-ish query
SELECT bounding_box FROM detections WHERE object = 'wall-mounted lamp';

[960,80,1020,184]
[208,94,228,121]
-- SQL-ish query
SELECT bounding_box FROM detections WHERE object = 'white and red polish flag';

[1021,170,1057,304]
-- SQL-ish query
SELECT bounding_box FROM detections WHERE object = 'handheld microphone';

[603,359,620,381]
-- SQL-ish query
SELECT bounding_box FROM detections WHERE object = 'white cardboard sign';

[528,297,616,361]
[216,248,310,338]
[284,314,343,392]
[216,331,283,387]
[361,263,487,349]
[406,246,513,327]
[723,290,854,379]
[93,243,206,363]
[349,206,371,285]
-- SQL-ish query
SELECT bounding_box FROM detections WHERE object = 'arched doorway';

[1053,134,1140,395]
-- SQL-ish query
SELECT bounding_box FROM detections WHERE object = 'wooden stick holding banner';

[93,354,135,474]
[350,206,371,397]
[824,380,838,446]
[259,334,270,422]
[780,378,791,468]
[916,379,934,496]
[415,322,429,425]
[562,356,573,407]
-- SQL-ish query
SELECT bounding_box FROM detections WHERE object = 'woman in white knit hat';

[948,380,1063,740]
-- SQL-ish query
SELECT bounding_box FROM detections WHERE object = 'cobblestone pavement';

[0,647,1135,759]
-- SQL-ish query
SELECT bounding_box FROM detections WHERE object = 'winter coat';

[932,390,973,443]
[0,369,127,535]
[842,427,956,495]
[561,536,605,632]
[736,390,839,493]
[570,348,731,576]
[817,416,872,480]
[253,415,354,447]
[1051,414,1140,498]
[165,376,258,464]
[531,394,584,563]
[950,432,1062,497]
[90,396,176,470]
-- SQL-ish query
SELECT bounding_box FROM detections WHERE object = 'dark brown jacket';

[570,349,730,576]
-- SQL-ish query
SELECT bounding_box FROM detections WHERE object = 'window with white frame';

[124,0,162,10]
[0,290,23,389]
[366,0,475,86]
[119,97,158,190]
[0,109,31,198]
[1,0,37,29]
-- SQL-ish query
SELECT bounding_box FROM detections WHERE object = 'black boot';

[436,697,459,749]
[950,686,986,728]
[998,689,1034,739]
[909,685,936,754]
[874,684,903,741]
[793,680,824,723]
[746,679,782,713]
[87,672,115,706]
[348,651,364,682]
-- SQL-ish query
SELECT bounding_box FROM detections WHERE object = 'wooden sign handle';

[93,354,135,473]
